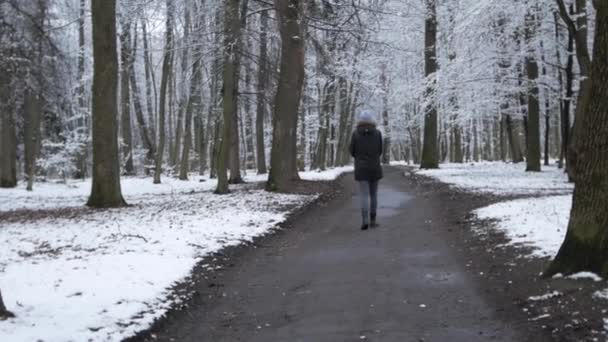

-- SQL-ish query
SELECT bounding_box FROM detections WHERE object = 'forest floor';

[0,168,352,341]
[2,163,607,341]
[127,165,607,342]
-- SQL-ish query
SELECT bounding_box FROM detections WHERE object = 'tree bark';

[420,0,439,169]
[87,0,126,207]
[0,70,17,188]
[545,2,608,277]
[153,0,174,184]
[267,0,305,192]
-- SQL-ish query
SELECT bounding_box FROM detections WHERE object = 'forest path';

[137,167,530,342]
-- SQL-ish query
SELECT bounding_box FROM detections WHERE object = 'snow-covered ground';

[0,167,351,342]
[415,162,572,258]
[475,195,571,258]
[0,168,353,213]
[416,162,572,196]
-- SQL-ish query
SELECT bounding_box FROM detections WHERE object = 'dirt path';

[133,167,547,342]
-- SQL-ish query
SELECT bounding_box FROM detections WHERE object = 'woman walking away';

[349,110,383,230]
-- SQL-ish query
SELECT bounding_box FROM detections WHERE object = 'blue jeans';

[359,180,378,224]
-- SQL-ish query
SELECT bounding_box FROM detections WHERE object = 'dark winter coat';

[349,124,383,182]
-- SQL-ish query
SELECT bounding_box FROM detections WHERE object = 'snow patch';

[416,162,572,196]
[528,291,562,301]
[474,195,571,258]
[567,272,603,282]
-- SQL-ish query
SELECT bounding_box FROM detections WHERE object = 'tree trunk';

[545,3,608,277]
[420,0,439,169]
[525,13,541,172]
[0,289,14,319]
[129,25,155,169]
[226,0,250,184]
[380,63,391,165]
[335,77,350,166]
[119,20,134,175]
[24,89,41,191]
[215,0,241,194]
[0,70,17,188]
[267,0,305,192]
[142,20,156,140]
[173,9,190,170]
[179,5,202,181]
[153,0,174,184]
[556,0,591,182]
[314,81,335,171]
[74,0,88,179]
[255,10,269,174]
[87,0,126,207]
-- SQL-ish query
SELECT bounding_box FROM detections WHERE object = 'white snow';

[416,162,572,196]
[299,166,353,181]
[0,167,355,213]
[528,291,562,301]
[474,195,571,258]
[566,272,603,282]
[0,168,348,342]
[594,289,608,300]
[0,172,258,212]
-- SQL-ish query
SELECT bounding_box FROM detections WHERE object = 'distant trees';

[86,0,126,208]
[1,0,604,200]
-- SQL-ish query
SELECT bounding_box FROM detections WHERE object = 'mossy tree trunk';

[87,0,127,208]
[545,2,608,278]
